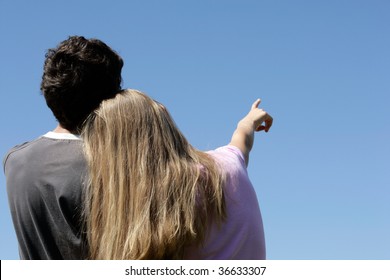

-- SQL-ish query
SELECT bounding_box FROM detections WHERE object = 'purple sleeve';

[217,145,245,162]
[211,145,247,170]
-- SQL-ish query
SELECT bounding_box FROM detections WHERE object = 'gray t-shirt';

[3,132,88,259]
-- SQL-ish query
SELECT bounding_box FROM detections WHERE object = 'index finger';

[252,99,261,110]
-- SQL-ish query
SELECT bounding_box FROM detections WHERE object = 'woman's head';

[84,89,191,164]
[82,89,225,259]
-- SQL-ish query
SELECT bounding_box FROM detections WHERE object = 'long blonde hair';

[82,89,225,259]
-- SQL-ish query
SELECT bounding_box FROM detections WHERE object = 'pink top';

[184,145,266,259]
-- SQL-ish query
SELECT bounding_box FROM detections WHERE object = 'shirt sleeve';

[212,145,247,169]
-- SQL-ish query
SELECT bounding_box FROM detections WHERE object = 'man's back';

[4,132,87,259]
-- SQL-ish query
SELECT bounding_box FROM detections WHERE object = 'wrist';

[238,118,255,131]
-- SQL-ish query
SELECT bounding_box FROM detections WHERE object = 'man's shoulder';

[3,132,82,171]
[3,137,42,168]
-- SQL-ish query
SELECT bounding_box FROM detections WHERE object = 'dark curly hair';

[41,36,124,133]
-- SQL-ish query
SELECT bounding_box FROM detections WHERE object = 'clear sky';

[0,0,389,260]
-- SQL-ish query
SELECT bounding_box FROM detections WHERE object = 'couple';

[4,36,272,260]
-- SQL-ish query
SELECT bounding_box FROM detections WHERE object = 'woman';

[82,89,273,259]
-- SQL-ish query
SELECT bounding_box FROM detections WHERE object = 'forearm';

[229,119,255,166]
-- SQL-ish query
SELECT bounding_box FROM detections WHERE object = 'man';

[3,36,124,259]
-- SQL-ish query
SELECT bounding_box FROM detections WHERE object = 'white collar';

[43,131,81,140]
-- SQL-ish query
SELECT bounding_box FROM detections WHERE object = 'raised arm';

[229,99,273,166]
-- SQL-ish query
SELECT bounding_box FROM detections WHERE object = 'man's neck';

[53,125,72,134]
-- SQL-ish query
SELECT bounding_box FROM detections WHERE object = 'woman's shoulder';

[206,145,246,168]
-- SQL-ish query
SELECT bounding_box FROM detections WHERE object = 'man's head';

[41,36,124,133]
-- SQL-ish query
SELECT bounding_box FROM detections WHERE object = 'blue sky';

[1,0,389,259]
